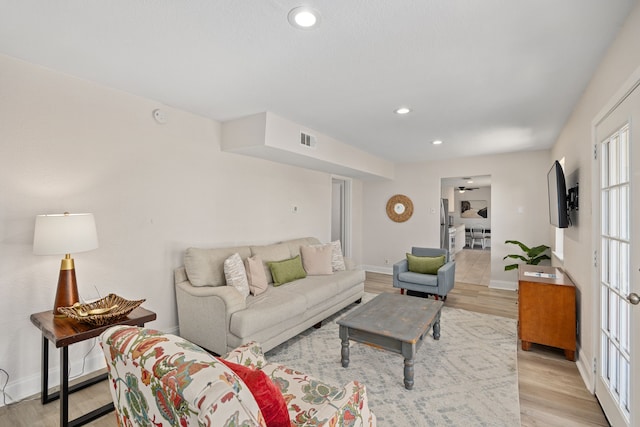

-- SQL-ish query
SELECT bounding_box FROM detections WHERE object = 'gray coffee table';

[337,293,443,390]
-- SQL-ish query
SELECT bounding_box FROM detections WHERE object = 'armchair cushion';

[260,364,374,426]
[399,271,439,286]
[406,253,445,274]
[219,359,290,427]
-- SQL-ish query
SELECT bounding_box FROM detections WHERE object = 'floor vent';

[300,132,317,148]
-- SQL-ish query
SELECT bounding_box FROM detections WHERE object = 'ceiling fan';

[458,186,479,193]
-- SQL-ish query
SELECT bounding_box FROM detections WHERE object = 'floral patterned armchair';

[99,326,376,426]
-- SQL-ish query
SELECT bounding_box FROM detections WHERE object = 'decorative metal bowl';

[57,293,145,326]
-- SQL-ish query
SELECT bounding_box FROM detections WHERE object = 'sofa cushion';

[184,246,251,287]
[250,243,291,284]
[300,244,333,275]
[244,255,268,296]
[230,290,306,337]
[268,255,307,286]
[279,276,339,308]
[218,359,290,427]
[332,269,366,293]
[406,253,445,274]
[280,237,322,257]
[399,271,439,286]
[224,253,250,298]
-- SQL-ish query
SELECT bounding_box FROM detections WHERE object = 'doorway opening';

[441,175,492,286]
[331,177,351,257]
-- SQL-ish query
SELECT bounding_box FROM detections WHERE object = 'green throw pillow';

[406,253,446,275]
[268,255,307,286]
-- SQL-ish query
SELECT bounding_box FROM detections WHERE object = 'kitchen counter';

[453,224,466,253]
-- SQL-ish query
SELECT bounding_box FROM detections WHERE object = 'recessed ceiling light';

[394,107,411,115]
[432,140,443,145]
[467,180,474,184]
[288,6,321,29]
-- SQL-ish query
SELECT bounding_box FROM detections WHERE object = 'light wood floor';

[366,264,609,426]
[1,251,609,426]
[453,247,492,286]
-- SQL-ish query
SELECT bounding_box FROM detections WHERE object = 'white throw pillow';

[300,244,333,275]
[329,240,346,271]
[223,253,250,298]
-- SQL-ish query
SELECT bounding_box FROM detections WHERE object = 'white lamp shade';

[33,213,99,255]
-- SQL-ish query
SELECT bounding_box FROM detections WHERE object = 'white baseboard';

[1,324,180,408]
[490,279,518,291]
[2,341,107,408]
[576,347,596,394]
[363,265,392,275]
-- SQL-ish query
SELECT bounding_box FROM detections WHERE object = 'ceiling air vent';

[300,131,317,149]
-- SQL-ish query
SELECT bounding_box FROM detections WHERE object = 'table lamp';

[33,212,99,316]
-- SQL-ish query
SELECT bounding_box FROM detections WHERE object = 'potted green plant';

[503,240,550,271]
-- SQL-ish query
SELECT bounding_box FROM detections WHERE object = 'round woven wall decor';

[386,194,414,222]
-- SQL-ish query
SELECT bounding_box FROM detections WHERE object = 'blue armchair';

[393,247,456,300]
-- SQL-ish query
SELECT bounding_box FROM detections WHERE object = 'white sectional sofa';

[174,237,365,355]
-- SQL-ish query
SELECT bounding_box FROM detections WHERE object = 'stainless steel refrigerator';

[440,199,449,250]
[440,198,456,260]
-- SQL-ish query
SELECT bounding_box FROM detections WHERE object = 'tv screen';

[548,160,569,228]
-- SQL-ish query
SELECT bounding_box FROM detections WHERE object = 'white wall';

[362,150,550,288]
[549,2,640,390]
[222,112,395,180]
[0,54,363,403]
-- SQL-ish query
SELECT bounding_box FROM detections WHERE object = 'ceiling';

[0,0,635,163]
[442,175,492,191]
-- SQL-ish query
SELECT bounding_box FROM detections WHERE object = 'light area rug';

[265,293,520,426]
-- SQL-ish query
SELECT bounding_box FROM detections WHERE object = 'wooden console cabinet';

[518,264,576,361]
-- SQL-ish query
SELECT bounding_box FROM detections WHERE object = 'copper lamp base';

[53,254,80,317]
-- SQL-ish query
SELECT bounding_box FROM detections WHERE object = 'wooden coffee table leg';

[433,312,441,340]
[339,326,350,368]
[403,358,414,390]
[402,342,416,390]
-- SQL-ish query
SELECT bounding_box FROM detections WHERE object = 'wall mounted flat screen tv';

[548,160,569,228]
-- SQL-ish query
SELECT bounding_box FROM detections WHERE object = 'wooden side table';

[30,307,157,427]
[518,264,576,361]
